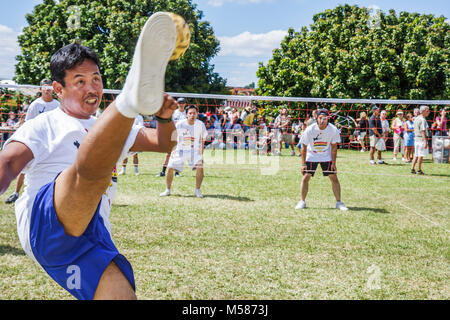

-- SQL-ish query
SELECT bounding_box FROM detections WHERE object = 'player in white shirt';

[295,109,348,211]
[156,97,187,177]
[160,105,207,198]
[0,12,180,300]
[5,78,60,204]
[118,114,145,175]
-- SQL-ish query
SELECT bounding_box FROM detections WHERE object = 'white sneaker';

[336,201,348,211]
[401,157,407,162]
[392,157,397,161]
[295,200,306,210]
[160,189,171,197]
[195,189,204,198]
[115,12,177,117]
[369,160,376,165]
[118,168,126,175]
[135,171,140,176]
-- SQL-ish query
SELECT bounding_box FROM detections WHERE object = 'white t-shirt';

[175,119,207,152]
[300,123,341,162]
[172,109,187,123]
[5,107,142,260]
[25,97,60,121]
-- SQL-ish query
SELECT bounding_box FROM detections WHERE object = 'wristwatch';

[154,115,172,123]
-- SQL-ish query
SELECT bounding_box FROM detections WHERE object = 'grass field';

[0,149,449,300]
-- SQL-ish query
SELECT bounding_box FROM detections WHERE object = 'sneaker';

[195,189,204,198]
[336,201,348,211]
[377,160,385,164]
[392,157,397,161]
[135,171,140,176]
[417,170,425,175]
[402,157,407,162]
[370,160,376,165]
[156,171,165,177]
[411,169,416,174]
[5,192,18,204]
[175,171,181,177]
[159,189,171,197]
[295,200,306,210]
[291,151,296,156]
[360,149,365,152]
[115,12,177,116]
[118,168,126,175]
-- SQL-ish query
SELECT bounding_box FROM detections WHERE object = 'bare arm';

[331,143,338,171]
[129,94,177,153]
[0,141,34,195]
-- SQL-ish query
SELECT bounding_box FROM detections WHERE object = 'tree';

[14,0,227,93]
[256,5,450,103]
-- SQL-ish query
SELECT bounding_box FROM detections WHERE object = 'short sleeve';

[331,127,341,144]
[300,127,311,145]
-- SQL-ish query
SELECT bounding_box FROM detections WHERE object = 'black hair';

[50,43,101,87]
[185,105,198,112]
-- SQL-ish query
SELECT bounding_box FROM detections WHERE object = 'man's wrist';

[154,115,172,123]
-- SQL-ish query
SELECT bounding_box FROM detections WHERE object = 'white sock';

[115,92,139,119]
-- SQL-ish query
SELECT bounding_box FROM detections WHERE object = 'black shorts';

[303,161,335,176]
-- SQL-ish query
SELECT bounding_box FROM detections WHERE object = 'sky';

[0,0,449,87]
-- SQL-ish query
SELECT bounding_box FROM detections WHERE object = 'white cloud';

[218,30,287,57]
[208,0,272,7]
[0,25,20,80]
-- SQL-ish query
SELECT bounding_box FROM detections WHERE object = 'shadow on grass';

[172,194,254,202]
[0,245,25,256]
[346,207,390,213]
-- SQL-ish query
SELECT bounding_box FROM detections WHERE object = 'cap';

[40,78,52,86]
[177,98,186,104]
[317,108,329,117]
[371,105,380,112]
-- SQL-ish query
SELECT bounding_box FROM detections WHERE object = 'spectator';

[411,105,430,175]
[292,119,303,156]
[357,111,368,152]
[391,110,405,161]
[306,109,318,126]
[232,118,244,149]
[274,108,295,156]
[413,108,420,120]
[230,107,239,126]
[2,111,18,148]
[243,108,255,131]
[368,105,385,165]
[434,109,447,136]
[403,113,415,162]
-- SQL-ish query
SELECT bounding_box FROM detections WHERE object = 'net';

[1,83,449,176]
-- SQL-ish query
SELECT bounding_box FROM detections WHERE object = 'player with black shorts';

[295,109,348,210]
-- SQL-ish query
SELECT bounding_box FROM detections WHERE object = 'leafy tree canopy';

[14,0,227,93]
[256,5,450,102]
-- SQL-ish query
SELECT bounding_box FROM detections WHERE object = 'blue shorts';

[29,180,135,300]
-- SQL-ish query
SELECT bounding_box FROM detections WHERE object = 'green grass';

[0,149,449,299]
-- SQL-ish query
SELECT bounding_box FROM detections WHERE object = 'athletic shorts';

[29,180,135,300]
[414,140,429,158]
[303,161,335,177]
[167,149,203,172]
[369,135,379,147]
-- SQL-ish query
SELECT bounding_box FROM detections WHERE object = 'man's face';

[423,108,430,117]
[40,85,54,101]
[317,114,329,128]
[374,109,380,117]
[54,59,103,119]
[178,102,186,110]
[381,111,386,119]
[187,108,198,121]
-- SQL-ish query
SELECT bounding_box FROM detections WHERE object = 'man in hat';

[295,108,348,211]
[5,78,60,204]
[156,97,187,177]
[368,105,385,165]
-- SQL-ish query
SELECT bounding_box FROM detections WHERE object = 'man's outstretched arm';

[0,141,34,195]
